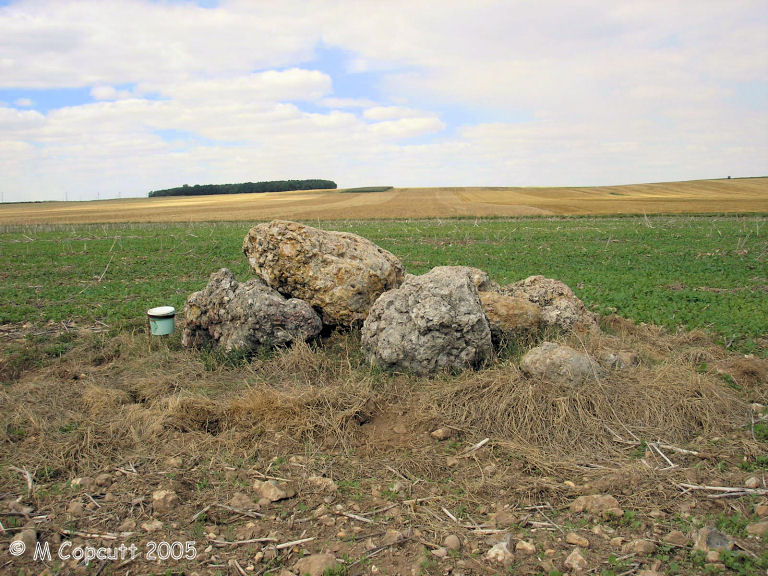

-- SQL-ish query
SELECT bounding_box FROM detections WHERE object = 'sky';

[0,0,766,203]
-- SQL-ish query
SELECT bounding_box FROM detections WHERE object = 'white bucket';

[148,306,176,335]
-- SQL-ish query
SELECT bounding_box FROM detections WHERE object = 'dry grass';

[3,318,768,574]
[2,177,766,224]
[2,317,764,483]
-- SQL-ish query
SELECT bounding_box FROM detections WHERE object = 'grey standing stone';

[182,268,322,351]
[361,266,492,376]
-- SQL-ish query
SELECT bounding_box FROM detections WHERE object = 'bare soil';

[1,317,767,575]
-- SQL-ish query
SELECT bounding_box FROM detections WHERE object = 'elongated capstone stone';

[243,220,405,326]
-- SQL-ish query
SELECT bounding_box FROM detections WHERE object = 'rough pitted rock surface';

[182,268,322,351]
[479,291,542,343]
[501,275,597,332]
[243,220,405,326]
[361,266,492,376]
[520,341,599,385]
[449,266,499,292]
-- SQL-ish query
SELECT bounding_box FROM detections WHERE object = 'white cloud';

[0,0,765,203]
[368,117,446,140]
[320,97,377,109]
[90,85,135,101]
[363,106,425,121]
[146,69,333,104]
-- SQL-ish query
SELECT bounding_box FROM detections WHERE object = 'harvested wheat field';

[1,177,766,224]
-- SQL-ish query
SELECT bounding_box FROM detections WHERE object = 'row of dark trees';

[148,179,337,197]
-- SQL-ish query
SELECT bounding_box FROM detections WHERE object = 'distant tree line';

[148,179,337,197]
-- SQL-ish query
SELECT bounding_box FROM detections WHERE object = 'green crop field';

[1,215,765,354]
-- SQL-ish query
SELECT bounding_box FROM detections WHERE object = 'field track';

[1,177,766,224]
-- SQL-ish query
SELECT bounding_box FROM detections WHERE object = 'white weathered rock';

[515,540,536,555]
[254,480,296,502]
[305,476,338,494]
[520,342,600,385]
[361,266,492,376]
[71,477,96,492]
[569,494,624,518]
[602,350,641,369]
[501,275,597,332]
[141,519,164,532]
[243,220,405,326]
[182,268,322,351]
[486,541,514,566]
[566,532,590,548]
[151,489,179,514]
[564,548,588,572]
[622,539,656,555]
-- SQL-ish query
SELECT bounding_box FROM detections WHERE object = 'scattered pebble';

[569,494,624,518]
[486,541,514,567]
[141,519,163,532]
[706,550,721,563]
[444,534,461,550]
[745,476,761,489]
[622,539,656,555]
[13,529,37,551]
[254,480,295,502]
[564,548,588,572]
[152,489,179,514]
[67,501,84,515]
[746,521,768,537]
[117,518,136,532]
[95,472,113,487]
[515,540,536,555]
[293,553,339,576]
[664,530,689,546]
[431,428,453,440]
[566,532,590,548]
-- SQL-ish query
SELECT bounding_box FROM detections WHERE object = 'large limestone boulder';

[520,341,599,385]
[500,275,597,332]
[361,266,493,376]
[182,268,322,351]
[479,291,542,343]
[243,220,405,326]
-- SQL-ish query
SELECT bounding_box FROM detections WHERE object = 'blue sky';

[0,0,766,202]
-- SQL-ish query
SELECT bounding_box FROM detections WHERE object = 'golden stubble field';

[1,177,766,224]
